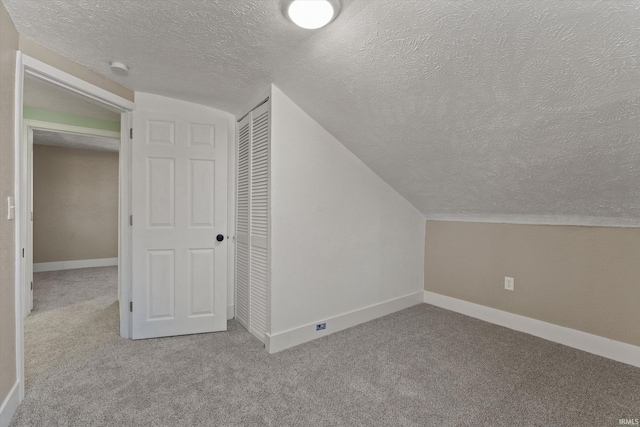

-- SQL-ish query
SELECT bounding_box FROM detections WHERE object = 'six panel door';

[132,102,228,339]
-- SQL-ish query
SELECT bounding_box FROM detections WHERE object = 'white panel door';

[132,103,227,339]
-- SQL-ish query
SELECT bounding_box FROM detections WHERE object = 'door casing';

[14,52,135,403]
[22,120,121,317]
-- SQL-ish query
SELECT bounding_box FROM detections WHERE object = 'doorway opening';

[21,74,122,391]
[15,53,135,403]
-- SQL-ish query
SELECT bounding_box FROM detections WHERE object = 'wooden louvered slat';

[251,111,269,243]
[235,118,250,329]
[236,242,250,329]
[249,105,270,341]
[249,246,269,339]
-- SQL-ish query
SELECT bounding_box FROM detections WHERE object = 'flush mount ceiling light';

[285,0,340,29]
[109,61,129,76]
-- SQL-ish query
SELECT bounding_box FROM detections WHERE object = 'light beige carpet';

[10,267,640,426]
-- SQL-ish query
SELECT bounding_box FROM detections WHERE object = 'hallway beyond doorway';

[24,266,118,383]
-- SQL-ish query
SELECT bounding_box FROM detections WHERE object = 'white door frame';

[22,120,121,317]
[14,52,135,402]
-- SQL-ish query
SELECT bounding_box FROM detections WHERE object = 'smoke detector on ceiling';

[109,61,129,76]
[284,0,340,29]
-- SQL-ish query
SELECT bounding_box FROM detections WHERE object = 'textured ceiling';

[24,75,121,121]
[33,130,119,152]
[4,0,640,223]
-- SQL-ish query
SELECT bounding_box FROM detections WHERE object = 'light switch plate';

[504,276,514,291]
[7,197,14,220]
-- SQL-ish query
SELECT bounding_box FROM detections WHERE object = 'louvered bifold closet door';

[248,102,270,342]
[235,115,251,329]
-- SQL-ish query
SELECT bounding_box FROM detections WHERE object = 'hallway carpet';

[22,266,118,380]
[10,268,640,426]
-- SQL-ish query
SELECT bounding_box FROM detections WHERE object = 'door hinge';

[130,215,133,226]
[30,281,33,291]
[130,301,133,312]
[22,248,24,258]
[130,128,133,139]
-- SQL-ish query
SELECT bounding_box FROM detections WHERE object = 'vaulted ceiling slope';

[5,0,640,224]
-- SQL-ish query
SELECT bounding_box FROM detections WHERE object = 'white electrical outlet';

[504,276,514,291]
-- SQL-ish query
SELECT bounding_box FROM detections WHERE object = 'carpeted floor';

[11,267,640,426]
[22,267,119,380]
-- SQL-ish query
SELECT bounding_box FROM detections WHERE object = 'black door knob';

[216,234,224,242]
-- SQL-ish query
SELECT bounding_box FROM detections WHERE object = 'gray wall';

[33,145,119,263]
[424,220,640,347]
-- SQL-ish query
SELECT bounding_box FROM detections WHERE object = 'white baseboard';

[227,305,234,320]
[425,214,640,228]
[266,291,424,354]
[424,291,640,368]
[33,257,118,273]
[0,381,20,427]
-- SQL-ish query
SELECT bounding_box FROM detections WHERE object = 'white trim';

[425,214,640,228]
[23,120,120,314]
[118,112,133,339]
[24,119,120,139]
[22,55,135,113]
[0,381,20,427]
[226,107,237,333]
[266,291,424,354]
[14,51,25,403]
[33,258,118,273]
[423,291,640,368]
[24,122,33,316]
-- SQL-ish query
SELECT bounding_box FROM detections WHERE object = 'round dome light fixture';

[109,61,129,76]
[286,0,338,29]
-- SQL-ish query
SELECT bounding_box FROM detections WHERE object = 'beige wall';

[0,0,19,405]
[424,220,640,347]
[33,145,118,263]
